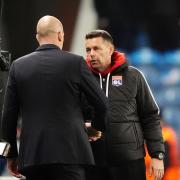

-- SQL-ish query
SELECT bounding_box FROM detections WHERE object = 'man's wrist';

[152,152,164,160]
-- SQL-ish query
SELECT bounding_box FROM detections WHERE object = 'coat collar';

[36,44,60,51]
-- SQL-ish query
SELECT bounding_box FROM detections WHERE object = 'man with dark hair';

[1,16,108,180]
[85,29,165,180]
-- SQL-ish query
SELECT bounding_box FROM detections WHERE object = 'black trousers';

[21,164,86,180]
[86,158,146,180]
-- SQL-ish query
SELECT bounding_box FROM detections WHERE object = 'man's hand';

[85,122,103,141]
[7,158,23,178]
[149,158,164,180]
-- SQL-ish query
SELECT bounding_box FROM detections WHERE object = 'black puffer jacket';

[86,51,165,165]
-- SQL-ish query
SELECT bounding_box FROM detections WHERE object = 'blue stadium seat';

[129,48,162,65]
[159,66,180,86]
[155,87,180,107]
[164,49,180,65]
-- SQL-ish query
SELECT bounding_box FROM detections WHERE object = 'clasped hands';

[85,122,103,141]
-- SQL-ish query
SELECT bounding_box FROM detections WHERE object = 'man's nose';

[90,49,95,57]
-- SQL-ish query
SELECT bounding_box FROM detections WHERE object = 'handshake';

[85,122,103,142]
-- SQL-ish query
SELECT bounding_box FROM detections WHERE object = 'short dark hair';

[85,30,113,45]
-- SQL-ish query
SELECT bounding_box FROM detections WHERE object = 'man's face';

[85,37,114,72]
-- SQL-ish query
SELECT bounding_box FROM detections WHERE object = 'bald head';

[36,15,64,48]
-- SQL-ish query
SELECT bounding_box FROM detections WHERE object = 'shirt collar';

[36,44,60,51]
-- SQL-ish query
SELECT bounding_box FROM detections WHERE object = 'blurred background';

[0,0,180,179]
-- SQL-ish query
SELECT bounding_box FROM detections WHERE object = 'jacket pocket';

[109,122,136,144]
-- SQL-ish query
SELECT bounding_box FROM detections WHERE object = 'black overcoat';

[1,44,108,171]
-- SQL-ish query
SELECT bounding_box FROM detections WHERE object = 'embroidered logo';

[112,76,122,86]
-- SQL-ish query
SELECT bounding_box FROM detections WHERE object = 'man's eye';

[94,47,99,51]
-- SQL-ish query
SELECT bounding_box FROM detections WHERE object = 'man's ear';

[109,44,115,55]
[58,32,64,42]
[36,34,39,42]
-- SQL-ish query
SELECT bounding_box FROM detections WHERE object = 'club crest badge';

[112,76,122,86]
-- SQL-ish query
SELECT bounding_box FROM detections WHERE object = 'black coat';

[1,44,108,171]
[89,64,165,165]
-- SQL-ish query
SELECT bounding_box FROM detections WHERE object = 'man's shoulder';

[128,65,139,72]
[127,66,149,84]
[62,50,84,60]
[125,66,147,81]
[126,66,142,75]
[13,52,36,64]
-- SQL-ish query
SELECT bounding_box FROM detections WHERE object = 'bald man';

[1,15,108,180]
